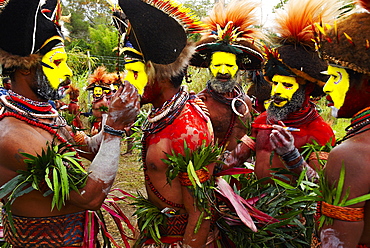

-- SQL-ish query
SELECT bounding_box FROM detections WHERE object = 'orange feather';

[273,0,343,45]
[202,0,264,42]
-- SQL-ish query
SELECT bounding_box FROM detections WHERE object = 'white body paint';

[320,228,344,248]
[89,136,121,194]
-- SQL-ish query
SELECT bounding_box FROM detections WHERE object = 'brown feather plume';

[202,0,264,43]
[357,0,370,12]
[274,0,344,46]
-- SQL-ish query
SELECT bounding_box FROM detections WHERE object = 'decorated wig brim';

[148,41,195,82]
[190,37,263,70]
[119,0,187,65]
[319,12,370,76]
[0,49,41,70]
[263,46,328,97]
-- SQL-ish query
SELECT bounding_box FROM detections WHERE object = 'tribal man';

[191,0,263,151]
[115,0,217,246]
[314,0,370,246]
[86,66,111,135]
[225,0,337,184]
[0,0,140,247]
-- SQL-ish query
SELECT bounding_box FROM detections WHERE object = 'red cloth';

[253,111,335,148]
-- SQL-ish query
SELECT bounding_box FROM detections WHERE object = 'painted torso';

[144,100,213,212]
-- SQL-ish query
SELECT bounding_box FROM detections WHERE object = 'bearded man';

[0,1,140,247]
[191,0,264,151]
[225,0,336,184]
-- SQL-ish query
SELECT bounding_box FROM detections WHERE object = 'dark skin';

[91,94,109,135]
[197,88,253,150]
[141,79,214,247]
[0,66,140,217]
[320,74,370,247]
[67,87,83,129]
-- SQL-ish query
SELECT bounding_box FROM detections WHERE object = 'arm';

[68,82,140,210]
[223,135,253,169]
[269,125,318,181]
[320,144,368,247]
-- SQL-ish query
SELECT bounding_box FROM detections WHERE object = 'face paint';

[124,60,148,95]
[270,75,299,107]
[323,65,350,117]
[33,65,66,100]
[94,87,103,98]
[41,45,72,90]
[209,52,238,78]
[113,84,119,92]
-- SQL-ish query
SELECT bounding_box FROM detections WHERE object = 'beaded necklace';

[0,91,66,128]
[141,86,190,209]
[341,107,370,142]
[3,91,58,119]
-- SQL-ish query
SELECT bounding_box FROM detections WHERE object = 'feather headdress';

[191,0,264,70]
[263,0,344,96]
[86,66,111,91]
[316,0,370,76]
[117,0,205,82]
[0,0,64,73]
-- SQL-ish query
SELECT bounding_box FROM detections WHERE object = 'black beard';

[267,86,306,122]
[32,66,63,101]
[209,77,237,93]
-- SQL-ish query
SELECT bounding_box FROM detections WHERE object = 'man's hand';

[270,124,295,156]
[106,81,140,130]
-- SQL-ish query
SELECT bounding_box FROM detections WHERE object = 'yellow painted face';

[270,75,300,107]
[323,65,349,110]
[124,60,148,95]
[94,87,103,98]
[41,46,72,89]
[209,52,238,78]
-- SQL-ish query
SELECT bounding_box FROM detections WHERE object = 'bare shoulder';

[326,138,370,190]
[0,117,48,171]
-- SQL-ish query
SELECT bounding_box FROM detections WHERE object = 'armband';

[281,148,301,163]
[73,131,87,145]
[178,168,210,186]
[103,125,125,137]
[321,201,364,222]
[309,151,329,161]
[240,135,256,151]
[286,156,304,170]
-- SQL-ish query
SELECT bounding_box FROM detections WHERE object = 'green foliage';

[187,66,210,93]
[67,49,98,76]
[89,25,119,56]
[218,169,321,247]
[0,141,88,232]
[131,193,166,246]
[163,141,223,231]
[183,0,213,17]
[128,109,150,154]
[301,139,334,166]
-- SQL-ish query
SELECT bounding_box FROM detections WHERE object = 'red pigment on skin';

[147,102,212,154]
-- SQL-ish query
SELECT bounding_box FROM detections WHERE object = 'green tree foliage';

[183,0,213,18]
